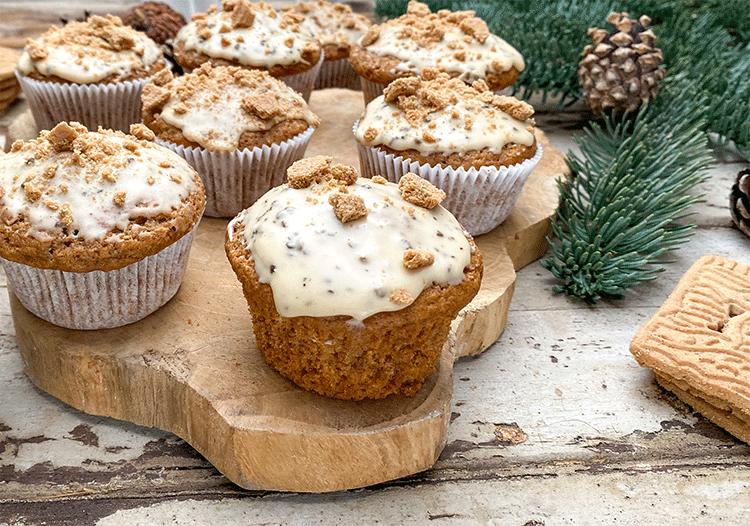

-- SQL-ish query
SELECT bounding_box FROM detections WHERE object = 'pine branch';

[541,84,715,303]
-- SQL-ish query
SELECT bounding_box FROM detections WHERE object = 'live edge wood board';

[8,89,566,493]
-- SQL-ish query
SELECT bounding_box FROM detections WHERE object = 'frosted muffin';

[349,1,525,103]
[280,0,371,90]
[15,15,167,132]
[142,63,319,217]
[173,0,323,100]
[354,69,542,236]
[0,122,205,330]
[226,156,483,400]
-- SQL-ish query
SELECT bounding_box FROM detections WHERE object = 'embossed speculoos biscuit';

[630,255,750,443]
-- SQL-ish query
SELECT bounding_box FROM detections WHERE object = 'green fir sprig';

[375,0,748,302]
[541,83,714,303]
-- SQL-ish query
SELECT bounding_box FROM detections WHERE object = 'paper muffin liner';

[359,77,389,105]
[315,57,361,91]
[16,72,148,132]
[357,141,544,236]
[279,54,324,102]
[157,125,315,218]
[2,224,199,330]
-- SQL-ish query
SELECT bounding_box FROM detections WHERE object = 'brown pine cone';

[578,12,666,115]
[730,168,750,236]
[122,2,186,45]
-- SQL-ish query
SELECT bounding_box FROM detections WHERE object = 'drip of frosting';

[229,178,472,320]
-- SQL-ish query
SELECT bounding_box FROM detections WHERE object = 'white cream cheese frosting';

[354,71,535,156]
[281,0,371,50]
[174,0,321,68]
[228,158,473,320]
[357,1,524,82]
[16,15,163,84]
[0,123,200,242]
[147,64,319,151]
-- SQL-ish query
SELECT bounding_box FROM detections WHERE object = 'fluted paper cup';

[16,72,148,132]
[158,125,315,218]
[357,142,543,236]
[280,54,324,102]
[315,57,361,90]
[359,76,389,105]
[2,224,198,330]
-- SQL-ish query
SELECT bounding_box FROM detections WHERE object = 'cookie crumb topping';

[174,0,321,70]
[0,122,201,241]
[16,14,164,84]
[398,173,445,209]
[355,70,535,156]
[329,192,368,223]
[355,0,524,82]
[281,0,370,51]
[403,248,434,269]
[143,62,319,151]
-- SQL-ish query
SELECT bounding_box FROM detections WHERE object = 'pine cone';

[578,12,666,115]
[122,2,186,45]
[730,168,750,237]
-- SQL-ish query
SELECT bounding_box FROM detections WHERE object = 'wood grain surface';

[7,89,563,492]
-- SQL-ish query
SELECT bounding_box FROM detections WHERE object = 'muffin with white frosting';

[15,14,167,132]
[142,62,320,217]
[225,156,482,400]
[280,0,370,90]
[349,1,525,104]
[354,69,542,235]
[0,122,205,330]
[173,0,323,101]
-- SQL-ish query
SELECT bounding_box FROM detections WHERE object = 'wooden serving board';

[8,89,565,492]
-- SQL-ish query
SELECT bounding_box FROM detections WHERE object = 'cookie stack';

[0,47,21,116]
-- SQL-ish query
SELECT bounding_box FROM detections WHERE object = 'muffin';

[349,1,525,104]
[354,69,542,236]
[15,15,167,132]
[173,0,323,101]
[142,62,320,217]
[0,122,206,330]
[225,156,483,400]
[280,0,371,90]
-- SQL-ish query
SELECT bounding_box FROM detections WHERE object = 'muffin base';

[315,57,361,91]
[2,224,198,330]
[225,220,483,401]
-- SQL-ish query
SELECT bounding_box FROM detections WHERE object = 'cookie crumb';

[390,288,413,305]
[403,248,434,269]
[47,122,79,152]
[287,156,333,189]
[330,164,358,185]
[398,173,445,209]
[130,123,155,141]
[329,192,368,223]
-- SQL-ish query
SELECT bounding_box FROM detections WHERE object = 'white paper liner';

[16,72,148,132]
[157,125,315,218]
[357,141,544,236]
[315,57,361,90]
[359,77,389,105]
[279,54,324,102]
[2,225,198,330]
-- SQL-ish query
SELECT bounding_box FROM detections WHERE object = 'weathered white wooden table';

[2,1,750,524]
